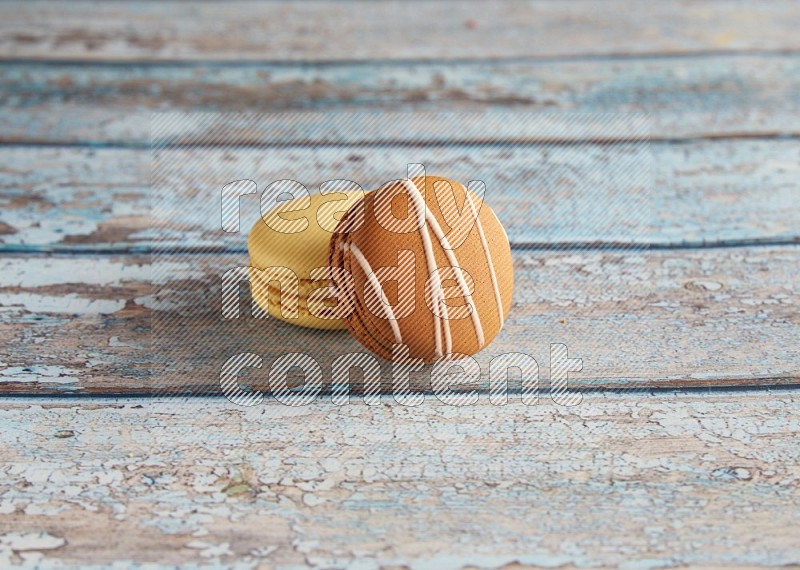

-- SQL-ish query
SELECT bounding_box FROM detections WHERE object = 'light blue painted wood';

[1,390,799,566]
[4,1,800,62]
[1,246,798,394]
[1,54,800,144]
[2,3,798,564]
[2,139,799,251]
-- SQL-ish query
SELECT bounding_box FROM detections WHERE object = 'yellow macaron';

[248,190,364,330]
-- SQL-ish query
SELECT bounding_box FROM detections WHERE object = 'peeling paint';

[0,393,798,567]
[0,293,125,315]
[0,365,80,384]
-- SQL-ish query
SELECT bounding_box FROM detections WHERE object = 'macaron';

[248,190,364,330]
[328,175,514,363]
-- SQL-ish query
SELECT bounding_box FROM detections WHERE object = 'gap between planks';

[4,133,800,151]
[4,239,800,257]
[6,49,800,68]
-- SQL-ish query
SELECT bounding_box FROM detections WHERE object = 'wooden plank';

[3,140,800,252]
[1,391,799,566]
[3,54,800,145]
[0,147,149,252]
[1,246,797,395]
[2,1,799,62]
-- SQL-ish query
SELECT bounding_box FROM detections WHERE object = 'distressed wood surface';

[3,54,800,145]
[2,1,799,62]
[2,140,800,252]
[1,246,797,395]
[2,1,800,565]
[1,391,799,567]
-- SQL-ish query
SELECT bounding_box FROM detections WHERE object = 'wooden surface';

[3,140,800,252]
[2,247,798,395]
[1,1,799,567]
[2,392,800,567]
[3,1,799,62]
[3,55,800,145]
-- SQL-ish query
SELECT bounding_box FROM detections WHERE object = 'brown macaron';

[329,175,514,363]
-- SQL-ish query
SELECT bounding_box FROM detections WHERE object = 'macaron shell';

[330,176,514,362]
[248,270,348,330]
[248,190,364,330]
[249,190,364,274]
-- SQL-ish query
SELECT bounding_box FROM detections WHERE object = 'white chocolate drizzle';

[401,178,485,352]
[401,179,449,357]
[464,190,504,327]
[345,178,504,358]
[343,241,403,345]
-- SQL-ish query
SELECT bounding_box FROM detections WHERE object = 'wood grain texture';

[2,1,799,565]
[2,1,799,62]
[3,140,799,252]
[1,391,799,567]
[1,246,797,395]
[3,54,800,145]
